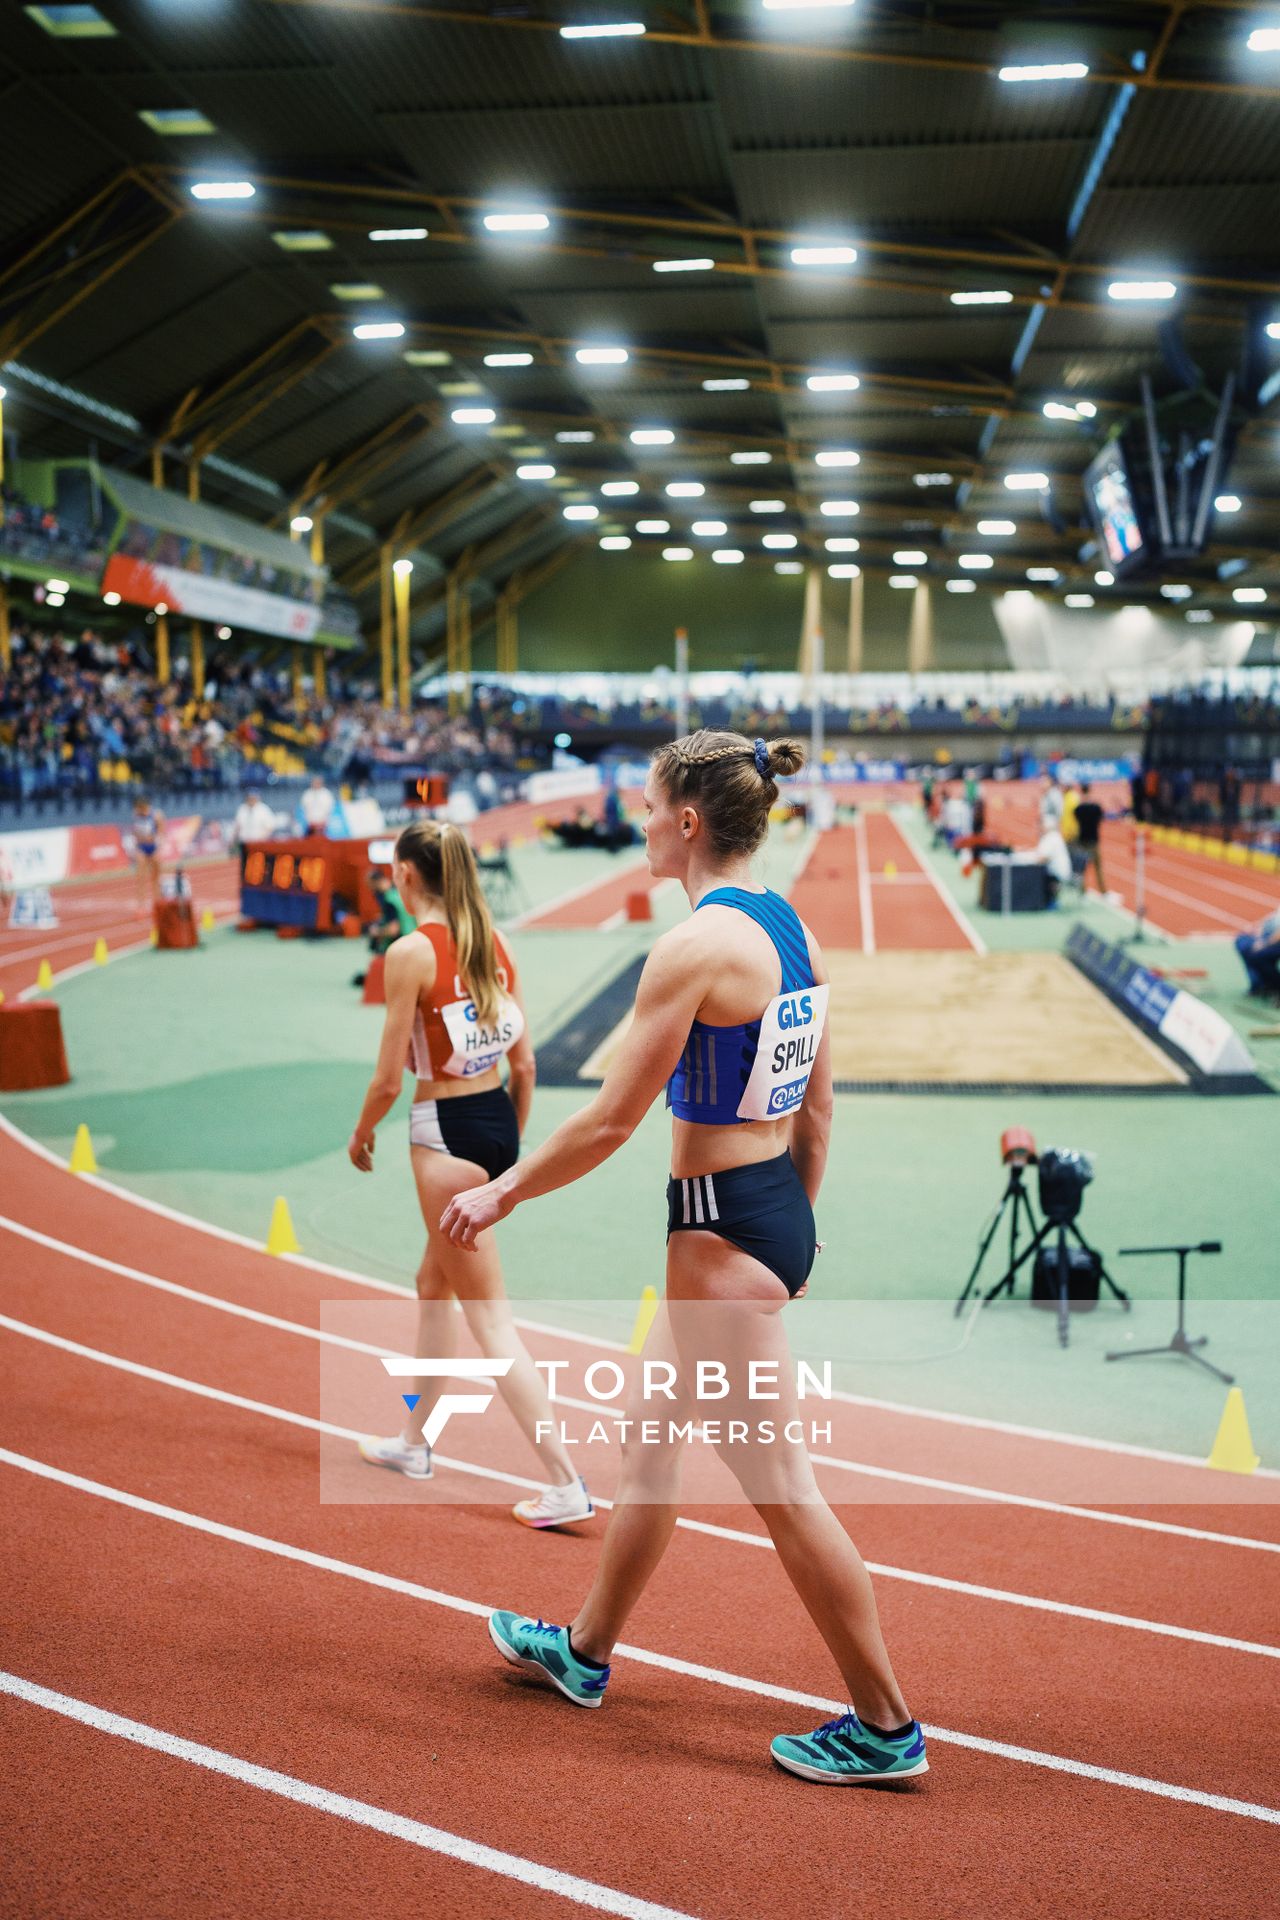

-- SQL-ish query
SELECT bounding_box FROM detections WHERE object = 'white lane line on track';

[0,1672,699,1920]
[5,1310,1280,1648]
[2,1117,1275,1482]
[885,814,986,954]
[853,812,875,953]
[4,1448,1279,1826]
[7,1220,1279,1526]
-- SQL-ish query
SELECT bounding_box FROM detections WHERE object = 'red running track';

[982,788,1280,939]
[1,1110,1277,1916]
[791,817,977,952]
[0,860,242,1000]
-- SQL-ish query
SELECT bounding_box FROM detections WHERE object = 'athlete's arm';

[790,936,833,1205]
[347,936,432,1171]
[441,925,706,1245]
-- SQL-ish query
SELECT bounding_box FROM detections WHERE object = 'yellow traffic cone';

[93,937,109,966]
[1207,1387,1259,1474]
[883,860,897,878]
[265,1195,301,1257]
[627,1284,659,1356]
[36,959,55,993]
[149,927,159,947]
[201,907,215,933]
[69,1124,98,1175]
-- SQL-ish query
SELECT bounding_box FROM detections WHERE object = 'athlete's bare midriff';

[670,1110,794,1180]
[412,1063,504,1105]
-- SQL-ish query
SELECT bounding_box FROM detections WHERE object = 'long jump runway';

[1,1104,1279,1916]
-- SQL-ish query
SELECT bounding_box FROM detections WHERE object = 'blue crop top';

[667,887,815,1126]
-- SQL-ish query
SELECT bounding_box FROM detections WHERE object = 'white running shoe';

[358,1433,432,1480]
[513,1477,595,1529]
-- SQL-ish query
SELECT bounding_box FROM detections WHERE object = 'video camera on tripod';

[954,1131,1130,1349]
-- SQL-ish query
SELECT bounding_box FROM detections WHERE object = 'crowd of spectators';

[501,688,1139,739]
[0,622,523,812]
[0,484,106,580]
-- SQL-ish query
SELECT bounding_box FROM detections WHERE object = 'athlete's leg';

[665,1231,913,1731]
[410,1144,578,1485]
[571,1304,690,1660]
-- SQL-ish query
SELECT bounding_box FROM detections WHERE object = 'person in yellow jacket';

[1060,782,1081,844]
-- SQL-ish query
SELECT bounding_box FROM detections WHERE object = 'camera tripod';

[955,1162,1130,1349]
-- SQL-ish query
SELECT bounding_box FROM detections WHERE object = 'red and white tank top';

[408,923,525,1081]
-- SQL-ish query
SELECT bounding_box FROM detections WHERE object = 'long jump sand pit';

[824,950,1185,1090]
[576,951,1186,1091]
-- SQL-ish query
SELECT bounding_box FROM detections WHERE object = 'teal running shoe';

[771,1711,928,1785]
[488,1611,611,1708]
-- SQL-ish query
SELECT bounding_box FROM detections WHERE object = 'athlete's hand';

[348,1129,375,1172]
[440,1179,514,1248]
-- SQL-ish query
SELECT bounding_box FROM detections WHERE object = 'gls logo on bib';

[736,983,829,1123]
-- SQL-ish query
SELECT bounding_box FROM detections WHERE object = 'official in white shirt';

[301,775,335,836]
[231,790,278,846]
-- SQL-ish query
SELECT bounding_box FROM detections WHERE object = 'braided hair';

[651,729,806,859]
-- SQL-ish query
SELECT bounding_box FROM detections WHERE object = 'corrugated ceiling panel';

[728,138,1091,232]
[379,102,730,200]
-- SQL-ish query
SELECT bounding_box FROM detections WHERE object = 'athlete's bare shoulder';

[385,926,437,986]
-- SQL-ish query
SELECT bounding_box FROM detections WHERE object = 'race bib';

[439,992,525,1078]
[736,984,829,1122]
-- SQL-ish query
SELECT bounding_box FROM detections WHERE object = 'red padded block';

[154,899,199,949]
[625,890,653,922]
[0,1003,71,1092]
[361,952,387,1004]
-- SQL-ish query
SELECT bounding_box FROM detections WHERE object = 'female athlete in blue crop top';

[444,730,925,1788]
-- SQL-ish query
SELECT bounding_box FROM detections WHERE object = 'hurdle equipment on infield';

[201,907,216,933]
[93,938,109,966]
[35,959,54,993]
[627,1284,659,1355]
[266,1195,301,1256]
[1206,1386,1260,1475]
[69,1124,98,1175]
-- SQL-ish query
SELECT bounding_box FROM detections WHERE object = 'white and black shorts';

[410,1086,519,1181]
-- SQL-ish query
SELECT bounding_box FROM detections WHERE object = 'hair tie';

[753,738,770,777]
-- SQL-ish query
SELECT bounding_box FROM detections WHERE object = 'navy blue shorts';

[410,1086,519,1182]
[666,1151,816,1298]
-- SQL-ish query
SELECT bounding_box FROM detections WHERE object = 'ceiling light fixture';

[998,62,1089,82]
[563,504,600,521]
[666,480,705,497]
[950,290,1014,306]
[712,549,745,564]
[1107,280,1178,302]
[958,554,994,570]
[763,533,798,550]
[790,244,858,267]
[516,464,556,480]
[576,346,629,365]
[977,520,1016,536]
[806,373,860,391]
[369,227,428,241]
[484,352,533,367]
[692,520,728,536]
[824,538,860,552]
[451,407,496,424]
[1004,471,1049,491]
[599,535,633,549]
[814,449,860,467]
[637,519,671,534]
[893,550,928,566]
[945,580,976,594]
[631,428,674,446]
[190,180,255,201]
[653,257,715,273]
[600,481,640,497]
[560,21,646,37]
[730,450,772,465]
[749,500,786,513]
[484,211,550,232]
[827,564,861,579]
[1065,593,1095,608]
[703,377,750,391]
[818,500,859,517]
[663,547,693,560]
[352,321,405,340]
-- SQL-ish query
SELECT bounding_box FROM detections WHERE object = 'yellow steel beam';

[266,0,1280,101]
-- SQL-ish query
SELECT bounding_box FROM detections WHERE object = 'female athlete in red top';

[346,818,593,1528]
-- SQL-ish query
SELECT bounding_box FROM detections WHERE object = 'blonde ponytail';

[438,826,502,1026]
[395,820,503,1025]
